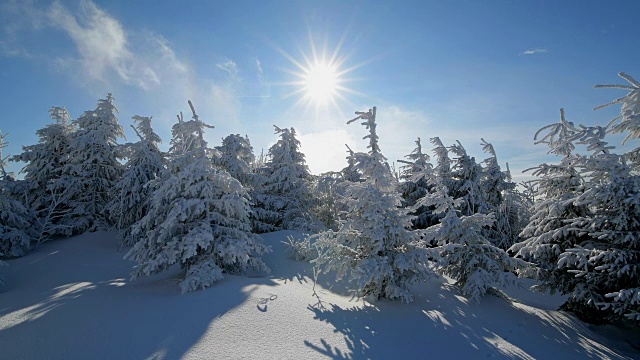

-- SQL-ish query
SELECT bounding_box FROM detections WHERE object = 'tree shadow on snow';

[0,231,278,360]
[303,277,638,360]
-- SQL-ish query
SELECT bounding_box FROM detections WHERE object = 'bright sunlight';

[276,33,361,114]
[303,62,338,104]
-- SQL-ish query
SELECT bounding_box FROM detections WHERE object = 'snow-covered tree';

[544,74,640,324]
[341,144,362,183]
[258,125,319,231]
[595,72,640,167]
[448,141,484,216]
[560,152,640,323]
[125,101,269,293]
[510,109,594,319]
[0,131,37,257]
[213,134,255,186]
[108,115,164,247]
[478,139,524,250]
[212,134,278,232]
[421,184,530,302]
[54,94,125,234]
[398,138,435,229]
[313,107,433,303]
[11,107,75,212]
[429,137,453,189]
[311,172,344,231]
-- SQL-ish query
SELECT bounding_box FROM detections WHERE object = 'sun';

[304,62,338,104]
[275,33,362,114]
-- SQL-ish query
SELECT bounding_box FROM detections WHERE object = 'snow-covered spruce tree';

[311,172,344,231]
[212,134,277,233]
[259,125,319,231]
[125,101,269,293]
[108,115,164,247]
[213,134,255,186]
[509,109,592,315]
[11,107,75,213]
[0,131,37,257]
[54,94,125,234]
[398,138,436,229]
[595,72,640,167]
[341,144,362,183]
[551,73,640,324]
[448,140,484,216]
[478,139,524,250]
[430,137,454,193]
[421,183,530,302]
[313,107,433,303]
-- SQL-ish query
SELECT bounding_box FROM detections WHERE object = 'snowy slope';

[0,231,638,359]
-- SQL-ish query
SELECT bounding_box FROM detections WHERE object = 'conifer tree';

[548,73,640,323]
[314,107,432,303]
[448,141,484,216]
[108,115,164,246]
[259,126,318,231]
[478,139,523,250]
[213,134,256,187]
[510,109,593,318]
[55,94,125,233]
[0,131,37,257]
[421,183,530,302]
[12,107,75,213]
[126,102,269,293]
[398,138,435,229]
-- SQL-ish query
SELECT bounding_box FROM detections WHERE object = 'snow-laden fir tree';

[509,109,592,317]
[595,72,640,167]
[108,115,164,247]
[0,131,37,257]
[341,144,362,183]
[430,137,454,191]
[11,107,75,213]
[421,183,530,302]
[125,101,269,293]
[561,151,640,323]
[549,73,640,324]
[213,134,255,186]
[258,126,319,231]
[54,94,125,234]
[448,140,484,216]
[212,134,277,233]
[311,172,344,231]
[478,139,524,250]
[398,138,436,229]
[313,107,433,303]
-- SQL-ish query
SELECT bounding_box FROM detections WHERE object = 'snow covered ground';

[1,231,638,359]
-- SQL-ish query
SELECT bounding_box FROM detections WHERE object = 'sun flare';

[276,33,362,114]
[304,62,338,104]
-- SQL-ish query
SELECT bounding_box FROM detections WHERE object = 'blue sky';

[1,0,638,181]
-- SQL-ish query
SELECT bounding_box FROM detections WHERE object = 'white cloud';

[216,60,239,79]
[521,48,548,55]
[47,0,190,91]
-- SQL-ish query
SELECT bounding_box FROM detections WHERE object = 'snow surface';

[0,231,638,359]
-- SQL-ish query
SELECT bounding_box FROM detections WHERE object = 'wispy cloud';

[47,0,189,91]
[521,48,548,55]
[216,60,239,79]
